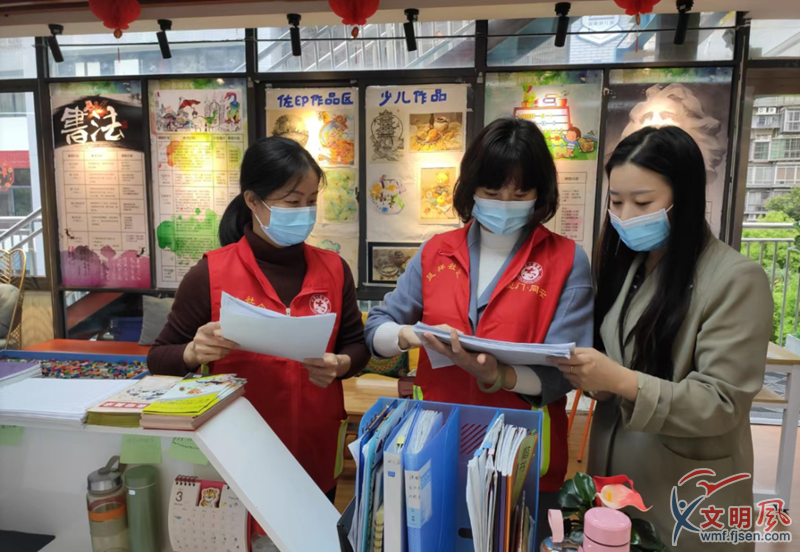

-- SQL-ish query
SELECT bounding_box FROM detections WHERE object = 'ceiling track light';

[157,19,172,59]
[288,13,302,57]
[47,24,64,63]
[404,9,419,52]
[674,0,694,45]
[554,3,571,48]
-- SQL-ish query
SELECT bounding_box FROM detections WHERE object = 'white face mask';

[255,200,317,247]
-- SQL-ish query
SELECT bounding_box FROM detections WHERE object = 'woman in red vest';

[365,118,593,545]
[148,136,370,501]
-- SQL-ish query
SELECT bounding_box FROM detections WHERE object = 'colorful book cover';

[89,376,181,414]
[143,374,245,416]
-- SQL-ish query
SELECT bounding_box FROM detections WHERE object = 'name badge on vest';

[309,293,332,315]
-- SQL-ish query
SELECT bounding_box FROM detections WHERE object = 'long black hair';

[453,118,559,226]
[595,126,708,381]
[219,136,323,246]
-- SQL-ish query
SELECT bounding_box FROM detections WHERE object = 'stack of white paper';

[0,378,134,427]
[412,322,574,369]
[219,292,336,362]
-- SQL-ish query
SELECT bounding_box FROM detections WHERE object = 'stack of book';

[86,375,182,427]
[0,361,41,388]
[140,374,246,431]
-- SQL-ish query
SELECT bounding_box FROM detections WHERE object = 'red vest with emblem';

[206,237,347,493]
[416,222,575,492]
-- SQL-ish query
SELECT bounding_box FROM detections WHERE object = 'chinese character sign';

[51,82,150,288]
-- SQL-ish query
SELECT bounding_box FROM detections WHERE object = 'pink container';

[581,508,631,552]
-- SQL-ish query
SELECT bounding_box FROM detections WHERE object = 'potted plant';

[551,472,670,551]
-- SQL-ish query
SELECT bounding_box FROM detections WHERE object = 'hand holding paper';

[184,321,239,368]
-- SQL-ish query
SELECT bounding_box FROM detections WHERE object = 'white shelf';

[0,397,340,552]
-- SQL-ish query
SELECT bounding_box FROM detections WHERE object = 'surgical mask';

[472,196,536,235]
[609,206,673,252]
[255,200,317,247]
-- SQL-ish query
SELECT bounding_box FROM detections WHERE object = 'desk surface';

[24,339,152,357]
[768,342,800,366]
[343,375,398,416]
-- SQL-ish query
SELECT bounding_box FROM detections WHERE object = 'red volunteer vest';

[206,237,347,493]
[416,222,575,492]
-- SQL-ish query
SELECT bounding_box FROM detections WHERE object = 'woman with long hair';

[148,136,369,501]
[366,118,594,545]
[553,126,772,551]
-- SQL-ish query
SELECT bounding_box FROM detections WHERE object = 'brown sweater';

[147,224,369,377]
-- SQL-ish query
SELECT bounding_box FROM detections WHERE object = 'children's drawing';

[410,113,463,153]
[369,244,420,284]
[370,110,404,162]
[369,174,405,215]
[322,169,358,223]
[271,113,309,147]
[318,111,355,166]
[154,91,243,133]
[419,167,458,223]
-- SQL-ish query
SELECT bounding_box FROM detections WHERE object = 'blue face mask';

[255,201,317,247]
[609,206,673,252]
[472,196,536,235]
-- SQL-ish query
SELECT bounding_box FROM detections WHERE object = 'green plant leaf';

[557,479,584,510]
[630,518,667,551]
[573,472,597,504]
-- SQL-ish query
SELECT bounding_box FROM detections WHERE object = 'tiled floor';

[335,415,800,550]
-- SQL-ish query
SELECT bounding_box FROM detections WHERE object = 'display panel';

[606,67,733,236]
[266,88,359,278]
[365,84,469,286]
[485,71,603,257]
[150,78,248,289]
[51,81,150,288]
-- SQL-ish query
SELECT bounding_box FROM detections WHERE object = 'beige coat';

[588,236,773,552]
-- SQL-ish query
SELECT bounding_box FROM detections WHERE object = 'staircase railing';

[0,208,45,277]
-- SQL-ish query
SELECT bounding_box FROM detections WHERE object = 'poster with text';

[150,79,248,288]
[605,67,733,236]
[485,71,603,257]
[267,88,359,277]
[366,84,468,282]
[51,81,150,288]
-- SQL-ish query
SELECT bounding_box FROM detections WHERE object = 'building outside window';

[771,137,800,160]
[784,109,800,133]
[748,165,775,187]
[753,140,770,160]
[775,164,800,186]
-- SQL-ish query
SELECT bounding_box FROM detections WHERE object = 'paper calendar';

[168,476,249,552]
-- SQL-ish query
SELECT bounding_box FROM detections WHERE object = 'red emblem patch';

[309,294,332,315]
[517,262,543,285]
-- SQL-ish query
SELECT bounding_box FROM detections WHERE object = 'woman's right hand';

[398,324,463,351]
[183,322,239,368]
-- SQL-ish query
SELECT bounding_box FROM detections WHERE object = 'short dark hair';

[567,126,581,139]
[453,118,559,225]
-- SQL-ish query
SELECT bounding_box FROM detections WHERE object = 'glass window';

[753,114,779,128]
[750,20,800,59]
[753,141,770,161]
[257,22,475,72]
[0,37,37,79]
[487,12,735,66]
[49,30,246,77]
[746,190,770,213]
[775,165,800,186]
[747,165,774,186]
[0,92,46,277]
[784,109,800,133]
[771,138,800,160]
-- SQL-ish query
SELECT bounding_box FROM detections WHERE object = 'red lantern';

[89,0,142,39]
[328,0,380,39]
[614,0,661,21]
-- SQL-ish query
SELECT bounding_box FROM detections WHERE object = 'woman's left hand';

[302,353,350,388]
[549,347,637,399]
[421,329,500,385]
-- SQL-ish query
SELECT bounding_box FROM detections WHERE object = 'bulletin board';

[266,88,359,278]
[365,84,469,286]
[51,81,150,288]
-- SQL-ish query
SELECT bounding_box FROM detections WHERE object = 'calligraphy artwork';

[370,109,404,162]
[419,167,458,224]
[409,113,464,153]
[51,81,150,288]
[150,79,248,288]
